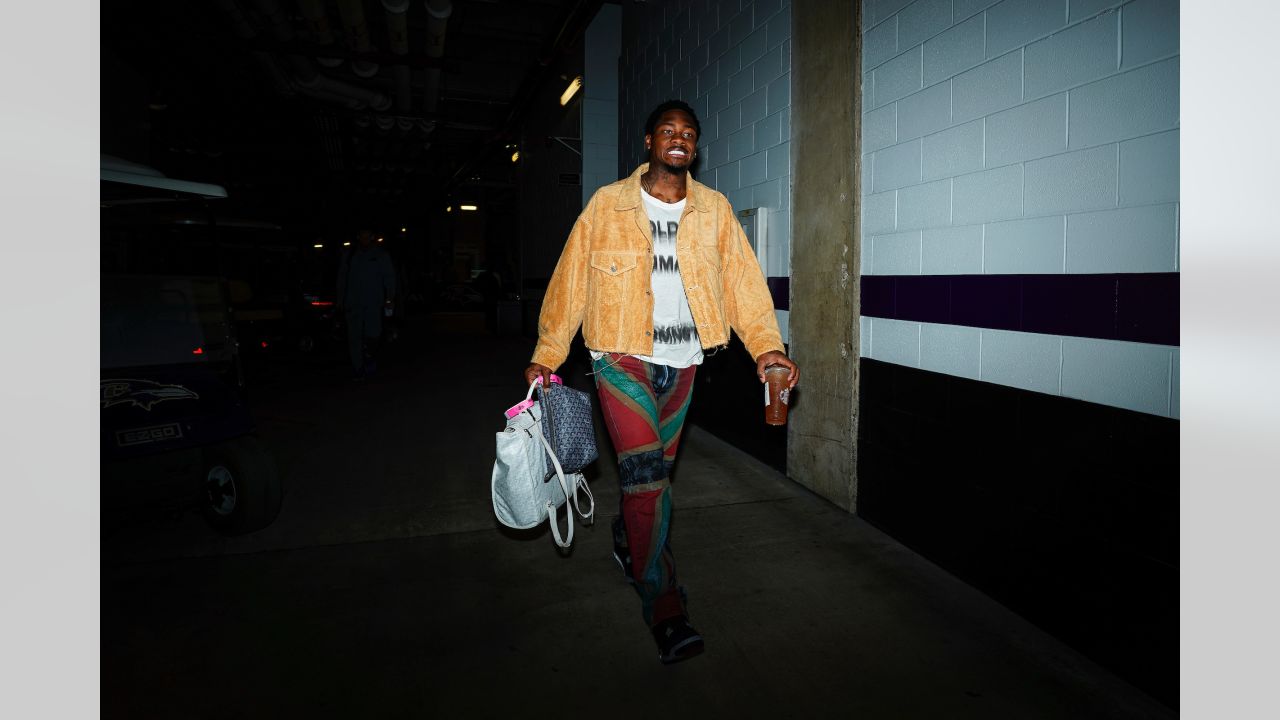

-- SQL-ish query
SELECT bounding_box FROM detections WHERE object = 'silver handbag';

[491,379,594,548]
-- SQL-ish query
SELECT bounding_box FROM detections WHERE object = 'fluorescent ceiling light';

[313,244,324,249]
[560,76,582,106]
[460,204,478,211]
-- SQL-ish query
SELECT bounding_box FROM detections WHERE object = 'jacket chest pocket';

[684,216,721,271]
[589,251,640,304]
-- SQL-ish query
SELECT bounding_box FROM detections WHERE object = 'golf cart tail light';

[310,301,334,307]
[261,341,268,348]
[193,347,204,355]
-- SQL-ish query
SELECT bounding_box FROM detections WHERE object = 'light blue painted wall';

[859,0,1180,418]
[861,0,1179,277]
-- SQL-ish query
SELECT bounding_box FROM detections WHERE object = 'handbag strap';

[570,472,594,523]
[532,417,575,548]
[536,384,559,468]
[522,374,562,401]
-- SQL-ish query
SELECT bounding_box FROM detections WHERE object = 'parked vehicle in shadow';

[101,156,284,534]
[102,275,283,534]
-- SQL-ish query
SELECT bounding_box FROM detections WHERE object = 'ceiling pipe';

[336,0,380,78]
[382,0,413,113]
[251,0,391,111]
[297,73,391,111]
[423,0,453,116]
[215,0,294,95]
[251,0,315,79]
[296,82,368,110]
[218,0,257,40]
[296,0,344,68]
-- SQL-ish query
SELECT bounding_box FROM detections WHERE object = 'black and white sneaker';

[611,517,634,585]
[652,615,704,664]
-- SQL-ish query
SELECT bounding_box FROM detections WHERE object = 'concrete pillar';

[787,0,860,512]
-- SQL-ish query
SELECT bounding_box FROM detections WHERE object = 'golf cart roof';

[100,155,228,206]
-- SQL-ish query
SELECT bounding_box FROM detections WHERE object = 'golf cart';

[101,156,283,534]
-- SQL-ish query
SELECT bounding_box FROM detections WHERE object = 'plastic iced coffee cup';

[764,365,791,426]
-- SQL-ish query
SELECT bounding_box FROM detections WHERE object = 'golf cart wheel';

[201,435,283,535]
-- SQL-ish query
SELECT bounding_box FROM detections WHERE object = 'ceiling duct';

[215,0,293,94]
[382,0,413,113]
[250,0,391,111]
[296,0,344,68]
[336,0,379,78]
[295,81,368,110]
[423,0,453,117]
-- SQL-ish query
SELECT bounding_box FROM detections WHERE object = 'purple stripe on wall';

[860,273,1179,345]
[767,276,789,311]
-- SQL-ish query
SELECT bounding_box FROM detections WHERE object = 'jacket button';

[610,265,616,272]
[645,330,651,336]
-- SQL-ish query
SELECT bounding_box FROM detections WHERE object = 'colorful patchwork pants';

[592,353,697,627]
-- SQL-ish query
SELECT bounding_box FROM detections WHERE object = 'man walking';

[524,100,799,664]
[337,229,396,379]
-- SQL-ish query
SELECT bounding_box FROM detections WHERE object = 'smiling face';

[645,109,699,173]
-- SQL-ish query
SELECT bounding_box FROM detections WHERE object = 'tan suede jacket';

[531,163,785,371]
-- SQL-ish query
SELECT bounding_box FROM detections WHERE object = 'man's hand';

[524,363,554,388]
[756,350,799,389]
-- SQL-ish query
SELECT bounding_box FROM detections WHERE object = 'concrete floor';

[101,320,1174,719]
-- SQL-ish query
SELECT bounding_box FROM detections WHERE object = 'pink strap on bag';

[504,374,563,418]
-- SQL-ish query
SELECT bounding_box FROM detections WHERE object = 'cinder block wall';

[583,4,621,207]
[860,0,1179,417]
[856,0,1179,705]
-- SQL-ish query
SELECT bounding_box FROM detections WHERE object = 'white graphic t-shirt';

[636,189,703,367]
[590,188,704,368]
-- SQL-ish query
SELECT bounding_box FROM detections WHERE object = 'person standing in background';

[337,229,396,379]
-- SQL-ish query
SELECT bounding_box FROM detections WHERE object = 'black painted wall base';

[687,337,788,473]
[857,358,1178,708]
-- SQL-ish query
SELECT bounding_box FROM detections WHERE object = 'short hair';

[644,99,701,139]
